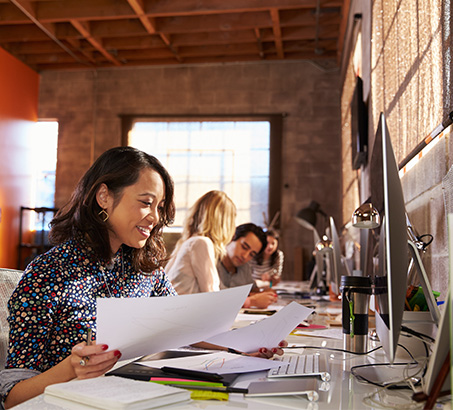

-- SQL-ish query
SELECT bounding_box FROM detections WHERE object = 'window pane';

[129,121,270,227]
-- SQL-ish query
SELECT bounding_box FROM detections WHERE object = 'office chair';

[0,268,23,369]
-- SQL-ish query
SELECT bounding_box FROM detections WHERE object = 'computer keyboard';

[267,353,331,382]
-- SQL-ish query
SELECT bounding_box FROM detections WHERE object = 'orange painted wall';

[0,47,39,269]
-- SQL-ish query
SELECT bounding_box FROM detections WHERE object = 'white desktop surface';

[10,295,442,410]
[10,337,427,410]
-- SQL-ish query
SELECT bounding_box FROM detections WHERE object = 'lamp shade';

[315,235,333,254]
[351,203,380,229]
[296,200,321,228]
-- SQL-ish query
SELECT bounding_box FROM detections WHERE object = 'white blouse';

[166,236,221,294]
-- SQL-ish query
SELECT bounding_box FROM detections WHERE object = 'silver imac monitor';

[371,113,409,363]
[329,216,345,295]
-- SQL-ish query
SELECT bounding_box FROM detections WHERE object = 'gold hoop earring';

[99,209,109,222]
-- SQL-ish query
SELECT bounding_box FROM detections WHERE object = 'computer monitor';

[371,113,409,363]
[328,216,345,295]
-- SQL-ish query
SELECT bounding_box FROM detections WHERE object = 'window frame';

[119,113,284,227]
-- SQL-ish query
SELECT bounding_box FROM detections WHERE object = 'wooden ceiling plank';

[6,40,63,54]
[279,8,341,27]
[171,30,256,47]
[143,0,342,17]
[36,0,137,22]
[90,19,147,38]
[103,35,165,50]
[270,8,284,59]
[0,24,49,41]
[156,11,272,34]
[178,42,260,58]
[0,3,36,25]
[70,19,121,65]
[116,48,176,60]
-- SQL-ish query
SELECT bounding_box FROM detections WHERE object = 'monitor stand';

[407,240,440,326]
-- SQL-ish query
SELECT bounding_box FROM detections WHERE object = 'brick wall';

[39,60,342,279]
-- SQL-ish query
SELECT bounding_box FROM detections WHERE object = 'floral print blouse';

[5,236,176,372]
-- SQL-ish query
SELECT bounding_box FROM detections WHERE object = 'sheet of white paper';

[293,327,343,340]
[206,301,314,352]
[138,351,283,374]
[97,285,252,360]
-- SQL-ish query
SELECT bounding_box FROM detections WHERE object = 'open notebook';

[44,376,190,410]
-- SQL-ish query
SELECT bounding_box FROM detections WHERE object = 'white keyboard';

[268,353,331,382]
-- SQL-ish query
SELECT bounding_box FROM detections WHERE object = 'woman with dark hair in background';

[250,228,284,287]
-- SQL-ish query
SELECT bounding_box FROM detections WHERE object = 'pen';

[161,366,223,382]
[227,347,244,355]
[81,328,92,365]
[86,328,92,346]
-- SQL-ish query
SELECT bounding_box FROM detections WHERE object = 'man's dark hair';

[232,223,267,256]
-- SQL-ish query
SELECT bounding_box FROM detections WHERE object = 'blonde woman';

[166,190,236,294]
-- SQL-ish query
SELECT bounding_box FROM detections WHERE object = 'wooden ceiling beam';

[125,0,182,62]
[70,19,121,65]
[270,9,284,59]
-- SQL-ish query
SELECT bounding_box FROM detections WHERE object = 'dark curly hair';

[49,146,175,273]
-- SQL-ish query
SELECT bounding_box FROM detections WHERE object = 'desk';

[11,337,427,409]
[10,296,444,410]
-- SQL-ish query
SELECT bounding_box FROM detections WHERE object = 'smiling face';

[97,167,165,253]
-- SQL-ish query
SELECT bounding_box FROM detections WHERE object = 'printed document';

[97,285,251,360]
[206,301,313,352]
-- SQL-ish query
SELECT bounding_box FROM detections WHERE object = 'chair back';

[0,268,23,369]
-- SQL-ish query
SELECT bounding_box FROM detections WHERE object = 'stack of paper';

[44,376,190,410]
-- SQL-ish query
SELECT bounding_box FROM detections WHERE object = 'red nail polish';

[114,350,122,357]
[272,348,278,353]
[102,345,109,351]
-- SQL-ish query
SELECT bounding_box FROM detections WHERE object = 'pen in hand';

[79,328,92,367]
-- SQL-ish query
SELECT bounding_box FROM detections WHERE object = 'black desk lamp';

[296,200,327,232]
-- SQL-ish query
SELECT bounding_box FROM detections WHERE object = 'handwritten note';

[139,351,282,374]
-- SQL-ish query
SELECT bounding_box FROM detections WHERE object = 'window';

[29,120,58,230]
[129,120,270,226]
